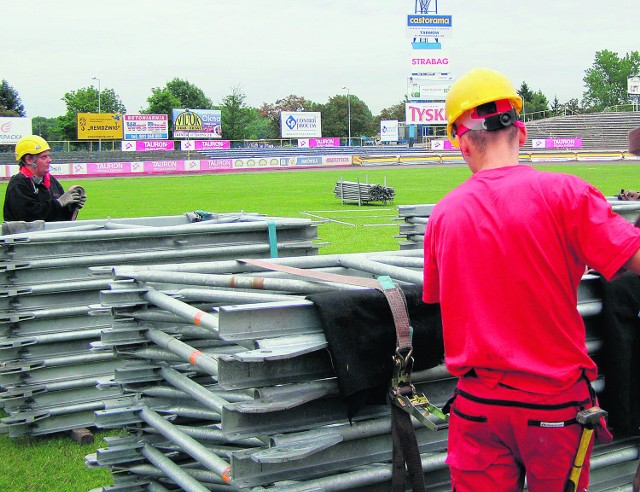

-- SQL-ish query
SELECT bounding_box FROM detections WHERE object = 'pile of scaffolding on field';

[84,252,639,491]
[334,177,395,205]
[0,212,323,437]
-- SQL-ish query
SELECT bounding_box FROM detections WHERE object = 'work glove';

[70,186,87,210]
[57,189,82,208]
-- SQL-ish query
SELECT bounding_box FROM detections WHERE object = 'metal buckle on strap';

[389,349,448,431]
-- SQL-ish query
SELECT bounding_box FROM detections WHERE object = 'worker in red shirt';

[422,67,640,491]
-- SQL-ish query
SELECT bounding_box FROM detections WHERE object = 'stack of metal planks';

[86,251,639,491]
[0,213,323,438]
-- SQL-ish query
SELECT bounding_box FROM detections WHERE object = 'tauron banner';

[123,114,169,140]
[77,113,123,139]
[280,112,322,138]
[172,109,222,139]
[0,117,32,145]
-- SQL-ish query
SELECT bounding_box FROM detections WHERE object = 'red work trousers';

[447,375,601,492]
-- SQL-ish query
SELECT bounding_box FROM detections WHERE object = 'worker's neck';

[467,145,521,174]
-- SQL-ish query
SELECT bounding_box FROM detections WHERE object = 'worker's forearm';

[623,248,640,275]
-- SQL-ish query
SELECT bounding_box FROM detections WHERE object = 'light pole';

[91,76,101,151]
[342,86,351,146]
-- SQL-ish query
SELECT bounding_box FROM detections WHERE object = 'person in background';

[3,135,86,222]
[422,67,640,491]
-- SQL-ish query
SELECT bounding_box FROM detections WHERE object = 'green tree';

[0,79,25,116]
[259,95,314,137]
[582,50,640,111]
[562,98,583,116]
[32,116,64,142]
[317,94,374,140]
[55,86,126,141]
[517,82,549,120]
[220,86,253,141]
[243,108,278,140]
[141,78,213,135]
[372,98,407,135]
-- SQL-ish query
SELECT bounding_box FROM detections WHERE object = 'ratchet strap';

[239,258,447,491]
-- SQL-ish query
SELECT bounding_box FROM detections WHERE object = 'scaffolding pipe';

[336,256,423,285]
[0,218,314,244]
[138,406,232,484]
[144,329,219,377]
[142,287,219,334]
[111,267,357,295]
[159,365,228,414]
[141,443,211,492]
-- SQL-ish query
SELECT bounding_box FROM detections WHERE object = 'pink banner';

[72,159,233,177]
[430,139,455,151]
[181,140,231,151]
[298,137,340,148]
[121,140,175,152]
[531,138,583,149]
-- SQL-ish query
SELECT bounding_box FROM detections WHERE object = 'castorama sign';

[405,102,446,125]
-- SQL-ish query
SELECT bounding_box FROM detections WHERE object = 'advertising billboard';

[0,117,32,145]
[123,114,169,140]
[406,14,453,39]
[172,109,222,139]
[408,78,452,101]
[380,120,399,142]
[405,102,446,125]
[280,112,322,138]
[77,113,123,139]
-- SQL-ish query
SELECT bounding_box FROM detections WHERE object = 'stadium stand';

[524,112,640,151]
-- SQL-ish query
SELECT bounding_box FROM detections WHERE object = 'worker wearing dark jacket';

[3,135,85,222]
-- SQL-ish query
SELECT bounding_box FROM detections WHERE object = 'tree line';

[1,50,638,143]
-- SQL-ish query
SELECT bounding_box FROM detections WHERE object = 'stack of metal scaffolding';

[86,251,639,491]
[0,213,323,438]
[396,200,640,250]
[334,178,395,205]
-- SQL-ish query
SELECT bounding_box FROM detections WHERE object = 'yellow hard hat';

[445,68,523,148]
[15,135,51,162]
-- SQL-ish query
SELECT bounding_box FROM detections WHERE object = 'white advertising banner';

[408,78,452,101]
[628,76,640,95]
[123,114,169,140]
[380,120,399,142]
[405,102,446,125]
[0,117,33,145]
[280,112,322,138]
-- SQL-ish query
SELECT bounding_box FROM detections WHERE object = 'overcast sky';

[3,0,637,118]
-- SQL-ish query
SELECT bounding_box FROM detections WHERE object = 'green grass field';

[0,162,638,491]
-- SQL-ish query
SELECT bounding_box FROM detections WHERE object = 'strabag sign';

[405,102,446,125]
[280,112,322,138]
[0,117,32,145]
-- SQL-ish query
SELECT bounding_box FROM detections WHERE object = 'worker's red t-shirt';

[423,165,640,394]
